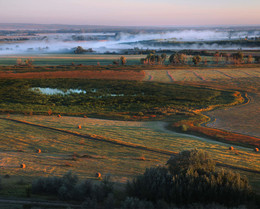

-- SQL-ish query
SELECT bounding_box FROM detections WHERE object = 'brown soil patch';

[0,70,145,80]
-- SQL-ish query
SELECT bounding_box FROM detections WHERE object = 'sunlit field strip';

[4,115,260,172]
[0,118,168,182]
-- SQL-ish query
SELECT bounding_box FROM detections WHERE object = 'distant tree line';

[139,51,259,66]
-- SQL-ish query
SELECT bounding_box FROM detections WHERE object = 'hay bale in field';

[229,146,234,150]
[36,149,41,153]
[254,148,259,152]
[95,172,102,178]
[20,164,26,169]
[78,125,81,129]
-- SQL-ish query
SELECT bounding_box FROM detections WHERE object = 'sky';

[0,0,259,26]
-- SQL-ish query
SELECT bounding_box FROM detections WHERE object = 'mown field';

[0,115,259,195]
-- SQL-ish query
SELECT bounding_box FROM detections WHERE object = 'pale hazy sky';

[0,0,259,26]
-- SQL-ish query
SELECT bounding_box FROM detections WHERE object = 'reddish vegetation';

[184,125,260,148]
[0,70,145,81]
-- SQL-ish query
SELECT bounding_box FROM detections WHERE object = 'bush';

[167,149,215,175]
[32,171,114,202]
[126,167,173,202]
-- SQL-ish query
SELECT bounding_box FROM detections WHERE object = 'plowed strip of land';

[0,70,145,80]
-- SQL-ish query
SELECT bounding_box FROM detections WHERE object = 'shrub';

[126,167,173,202]
[32,176,63,195]
[167,149,215,175]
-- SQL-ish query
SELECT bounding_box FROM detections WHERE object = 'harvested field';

[205,93,260,138]
[143,68,260,82]
[1,115,259,176]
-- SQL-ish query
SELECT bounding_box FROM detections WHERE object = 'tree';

[232,52,244,64]
[74,46,87,54]
[192,55,202,65]
[213,51,220,64]
[120,56,127,65]
[161,53,167,64]
[247,55,253,64]
[169,53,186,65]
[74,46,94,54]
[127,149,253,206]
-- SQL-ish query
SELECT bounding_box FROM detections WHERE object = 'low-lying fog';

[1,28,260,55]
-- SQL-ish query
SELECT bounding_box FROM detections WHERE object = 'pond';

[31,87,126,97]
[32,87,87,95]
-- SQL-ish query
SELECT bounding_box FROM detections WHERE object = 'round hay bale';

[36,149,41,153]
[20,164,26,169]
[229,146,234,150]
[254,148,259,152]
[95,172,101,178]
[78,125,81,129]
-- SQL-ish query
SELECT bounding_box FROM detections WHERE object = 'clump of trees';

[74,46,94,54]
[16,58,33,66]
[127,149,253,206]
[140,53,167,65]
[232,52,244,64]
[169,53,187,65]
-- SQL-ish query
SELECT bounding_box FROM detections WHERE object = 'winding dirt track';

[1,117,259,175]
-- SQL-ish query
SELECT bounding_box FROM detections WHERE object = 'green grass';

[0,79,240,118]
